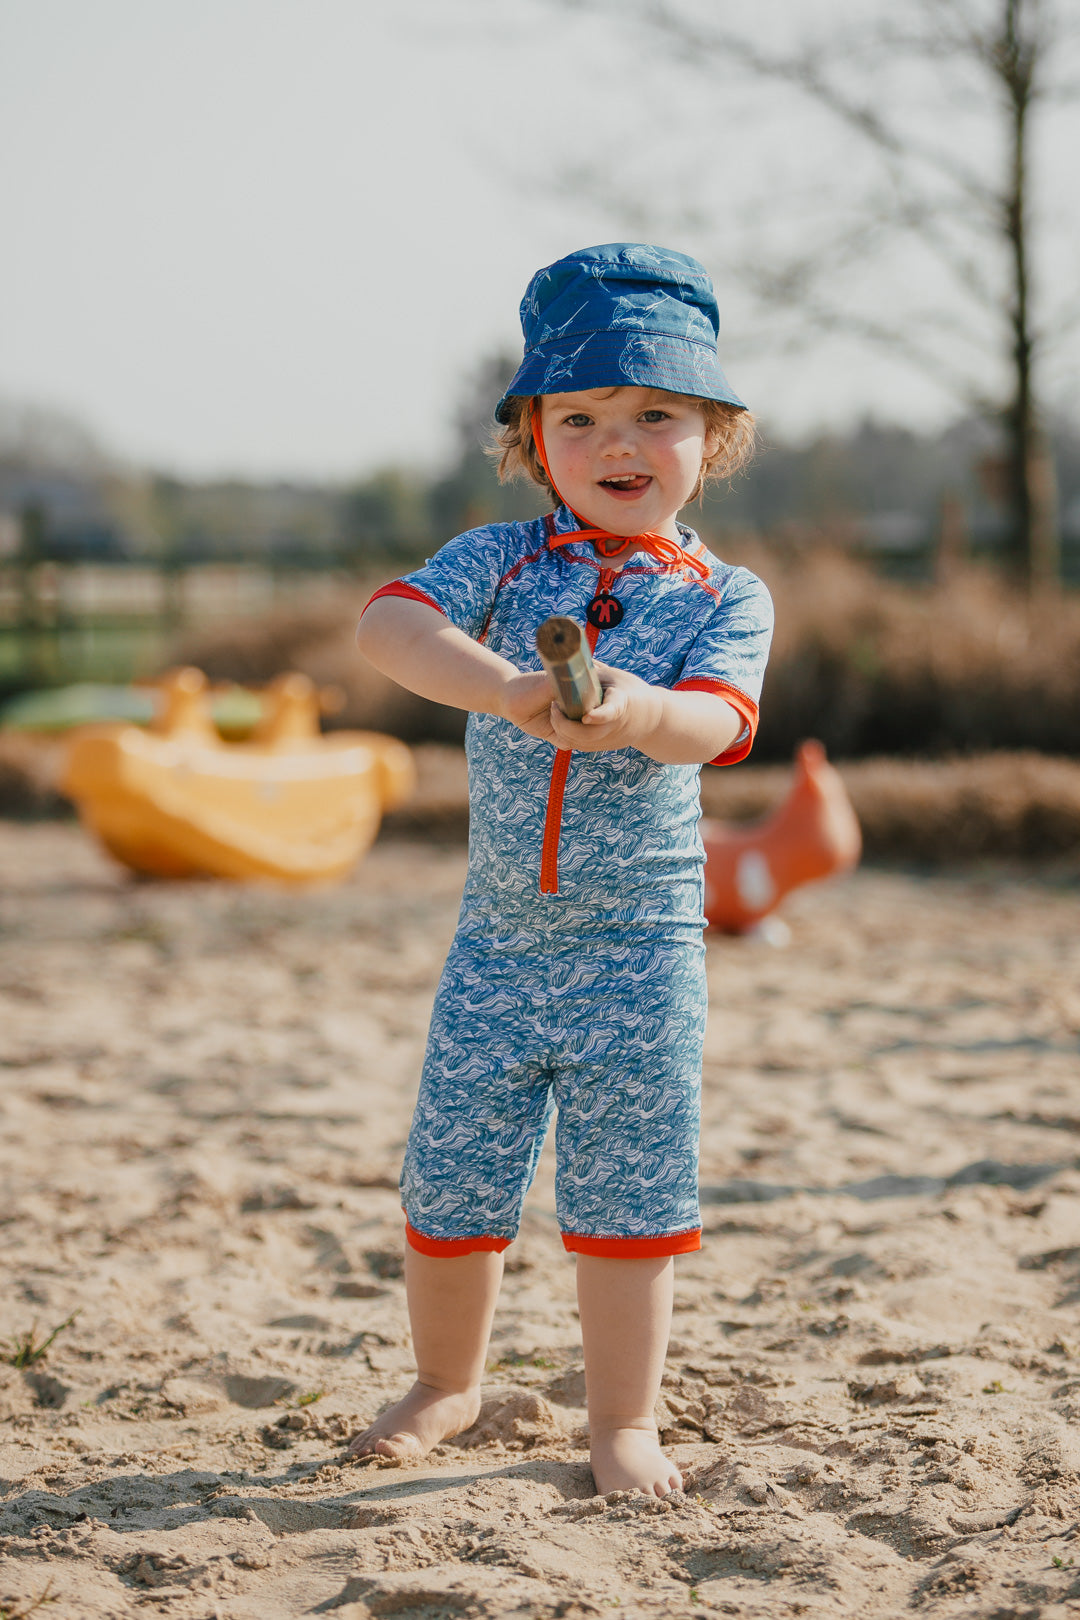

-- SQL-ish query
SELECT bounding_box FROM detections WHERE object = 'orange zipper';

[539,750,572,894]
[538,591,607,896]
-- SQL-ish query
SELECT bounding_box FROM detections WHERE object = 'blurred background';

[3,0,1079,790]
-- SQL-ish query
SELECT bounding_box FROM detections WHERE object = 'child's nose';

[598,423,638,456]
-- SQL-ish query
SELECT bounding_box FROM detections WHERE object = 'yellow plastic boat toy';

[61,667,415,883]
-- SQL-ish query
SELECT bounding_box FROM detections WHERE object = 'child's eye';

[563,414,593,428]
[640,410,670,423]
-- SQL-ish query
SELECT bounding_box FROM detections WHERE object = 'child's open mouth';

[599,474,651,497]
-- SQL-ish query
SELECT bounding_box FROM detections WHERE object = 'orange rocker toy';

[702,740,862,935]
[61,667,415,884]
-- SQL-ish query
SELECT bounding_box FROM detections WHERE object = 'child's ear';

[703,425,722,462]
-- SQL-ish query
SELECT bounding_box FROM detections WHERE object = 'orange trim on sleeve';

[405,1221,512,1257]
[674,677,759,766]
[561,1228,702,1258]
[361,581,448,617]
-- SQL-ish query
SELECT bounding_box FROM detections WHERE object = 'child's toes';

[347,1429,415,1460]
[376,1432,423,1460]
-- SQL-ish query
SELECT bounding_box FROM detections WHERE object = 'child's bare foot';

[346,1381,481,1462]
[590,1425,683,1497]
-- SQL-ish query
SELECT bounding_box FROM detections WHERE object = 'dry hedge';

[166,552,1080,761]
[168,593,467,744]
[3,556,1079,859]
[383,746,1080,861]
[159,557,1080,860]
[754,549,1080,760]
[0,734,68,818]
[3,729,1078,861]
[697,750,1080,863]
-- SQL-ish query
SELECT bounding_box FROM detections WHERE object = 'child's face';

[538,387,719,542]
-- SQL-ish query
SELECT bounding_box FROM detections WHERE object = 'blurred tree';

[0,398,111,474]
[339,468,433,565]
[549,0,1079,588]
[428,351,549,541]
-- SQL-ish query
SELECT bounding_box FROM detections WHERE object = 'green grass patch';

[1,1311,80,1369]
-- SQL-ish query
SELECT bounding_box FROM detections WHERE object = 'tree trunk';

[935,489,968,584]
[1002,0,1060,587]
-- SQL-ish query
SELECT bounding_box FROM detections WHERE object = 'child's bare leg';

[347,1246,503,1459]
[576,1253,681,1497]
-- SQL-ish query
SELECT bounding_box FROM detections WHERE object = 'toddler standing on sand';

[349,243,773,1497]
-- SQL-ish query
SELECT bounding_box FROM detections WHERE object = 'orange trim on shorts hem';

[561,1228,702,1257]
[405,1221,512,1257]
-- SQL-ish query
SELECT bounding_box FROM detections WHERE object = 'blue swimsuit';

[365,506,772,1257]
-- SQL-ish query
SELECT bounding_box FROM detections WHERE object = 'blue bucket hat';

[494,242,746,424]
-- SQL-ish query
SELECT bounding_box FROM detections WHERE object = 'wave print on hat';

[496,242,744,419]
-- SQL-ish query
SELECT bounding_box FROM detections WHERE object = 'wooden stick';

[535,616,603,721]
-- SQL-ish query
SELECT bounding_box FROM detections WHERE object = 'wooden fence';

[0,562,354,694]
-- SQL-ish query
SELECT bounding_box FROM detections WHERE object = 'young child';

[349,243,773,1497]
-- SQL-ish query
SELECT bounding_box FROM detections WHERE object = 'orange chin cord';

[529,402,709,580]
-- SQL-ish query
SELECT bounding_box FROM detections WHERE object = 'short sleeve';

[359,524,514,641]
[674,567,774,766]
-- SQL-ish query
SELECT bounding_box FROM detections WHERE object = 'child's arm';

[359,598,740,765]
[356,595,553,733]
[553,662,743,765]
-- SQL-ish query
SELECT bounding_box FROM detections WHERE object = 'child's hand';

[547,663,663,754]
[500,671,565,742]
[500,666,657,750]
[502,663,738,762]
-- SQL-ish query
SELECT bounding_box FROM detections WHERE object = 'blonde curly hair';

[491,390,755,505]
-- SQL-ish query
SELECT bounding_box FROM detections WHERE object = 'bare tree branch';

[541,0,1079,580]
[594,0,1006,215]
[761,298,1002,416]
[1036,294,1080,349]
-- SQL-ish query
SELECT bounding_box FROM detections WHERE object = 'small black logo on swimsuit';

[587,591,624,629]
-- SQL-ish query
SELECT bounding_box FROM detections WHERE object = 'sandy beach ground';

[2,820,1079,1619]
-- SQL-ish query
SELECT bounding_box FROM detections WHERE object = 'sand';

[1,822,1079,1619]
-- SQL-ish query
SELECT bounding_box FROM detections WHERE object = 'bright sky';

[2,0,1077,480]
